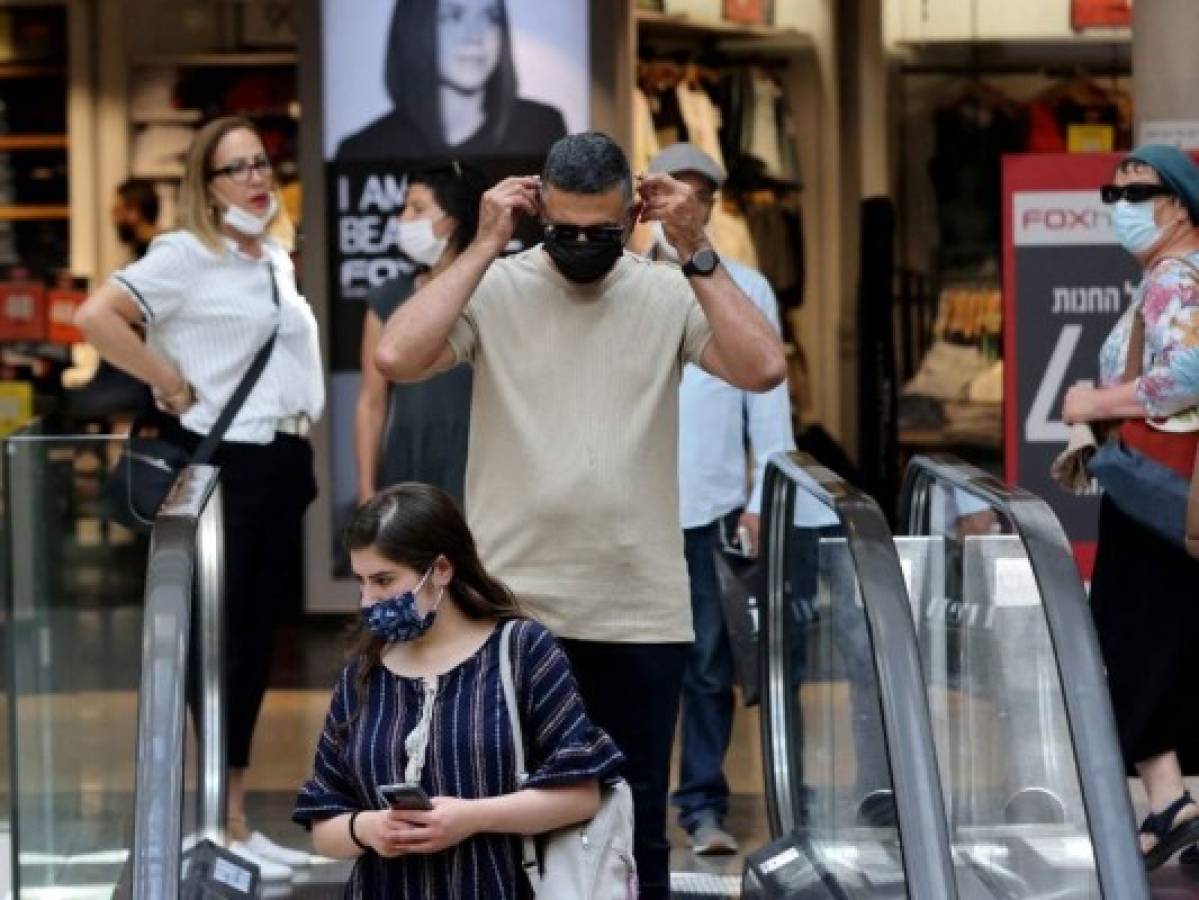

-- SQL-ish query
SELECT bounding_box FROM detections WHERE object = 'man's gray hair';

[541,132,633,203]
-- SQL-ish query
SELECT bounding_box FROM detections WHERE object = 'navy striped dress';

[294,618,624,898]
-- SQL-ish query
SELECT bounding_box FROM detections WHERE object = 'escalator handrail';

[899,453,1149,900]
[130,465,225,899]
[761,452,959,899]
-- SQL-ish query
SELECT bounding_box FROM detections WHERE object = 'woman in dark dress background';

[337,0,567,161]
[354,163,487,505]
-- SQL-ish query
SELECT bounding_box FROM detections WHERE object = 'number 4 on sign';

[1025,325,1092,444]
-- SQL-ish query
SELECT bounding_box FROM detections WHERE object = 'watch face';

[692,248,718,274]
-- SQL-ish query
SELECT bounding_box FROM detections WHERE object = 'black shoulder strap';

[191,262,281,465]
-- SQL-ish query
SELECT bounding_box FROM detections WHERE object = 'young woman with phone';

[294,483,623,897]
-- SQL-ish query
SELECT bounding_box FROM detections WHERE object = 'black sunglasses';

[1099,183,1174,204]
[542,222,625,245]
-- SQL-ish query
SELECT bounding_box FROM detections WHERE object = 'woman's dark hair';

[409,162,488,253]
[117,177,160,225]
[344,483,521,699]
[385,0,518,151]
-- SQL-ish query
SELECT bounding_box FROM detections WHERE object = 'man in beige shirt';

[376,132,785,897]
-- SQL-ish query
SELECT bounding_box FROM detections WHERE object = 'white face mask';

[222,193,278,237]
[398,217,450,267]
[651,220,681,264]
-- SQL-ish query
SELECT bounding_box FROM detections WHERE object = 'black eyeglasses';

[208,155,273,184]
[1100,183,1174,204]
[542,222,625,245]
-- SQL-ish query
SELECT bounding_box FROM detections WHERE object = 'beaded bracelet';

[348,809,371,853]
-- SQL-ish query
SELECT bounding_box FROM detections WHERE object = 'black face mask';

[116,222,137,246]
[544,232,625,284]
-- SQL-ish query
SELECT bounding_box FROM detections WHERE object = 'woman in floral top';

[1063,144,1199,871]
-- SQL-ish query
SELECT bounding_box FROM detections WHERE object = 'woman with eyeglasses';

[76,116,323,882]
[355,163,488,506]
[336,0,566,160]
[1063,144,1199,870]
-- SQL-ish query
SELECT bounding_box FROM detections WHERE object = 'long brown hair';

[344,483,521,704]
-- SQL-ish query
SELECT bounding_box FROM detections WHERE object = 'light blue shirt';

[678,258,796,529]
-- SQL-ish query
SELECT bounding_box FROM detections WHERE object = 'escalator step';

[670,870,741,898]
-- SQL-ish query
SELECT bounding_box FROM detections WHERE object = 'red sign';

[723,0,766,25]
[46,286,86,345]
[0,280,46,343]
[1071,0,1131,29]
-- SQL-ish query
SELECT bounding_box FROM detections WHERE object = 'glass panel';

[779,492,907,895]
[2,434,145,896]
[913,481,1101,898]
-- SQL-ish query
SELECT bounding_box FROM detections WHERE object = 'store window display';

[336,0,567,160]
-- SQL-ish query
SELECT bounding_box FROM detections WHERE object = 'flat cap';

[648,142,726,188]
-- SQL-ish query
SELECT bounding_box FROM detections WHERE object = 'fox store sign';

[1002,154,1139,576]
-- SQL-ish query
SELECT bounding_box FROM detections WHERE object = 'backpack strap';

[499,620,542,889]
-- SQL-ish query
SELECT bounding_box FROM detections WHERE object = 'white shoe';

[243,830,312,868]
[228,840,294,882]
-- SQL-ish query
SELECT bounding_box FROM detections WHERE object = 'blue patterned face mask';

[361,568,444,643]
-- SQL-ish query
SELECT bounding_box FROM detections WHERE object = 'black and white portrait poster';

[321,0,589,572]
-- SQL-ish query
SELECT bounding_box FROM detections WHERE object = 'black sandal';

[1141,791,1199,870]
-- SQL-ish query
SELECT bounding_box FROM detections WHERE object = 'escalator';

[0,422,1163,897]
[748,451,1150,899]
[897,455,1146,899]
[747,453,956,897]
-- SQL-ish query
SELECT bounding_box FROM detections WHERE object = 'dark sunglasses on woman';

[1100,183,1175,204]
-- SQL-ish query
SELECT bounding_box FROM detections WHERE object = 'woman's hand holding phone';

[389,796,482,855]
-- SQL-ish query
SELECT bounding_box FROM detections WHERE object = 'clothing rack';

[900,63,1130,77]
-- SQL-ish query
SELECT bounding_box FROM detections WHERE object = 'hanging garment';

[928,99,1023,271]
[675,83,726,171]
[744,199,805,309]
[651,86,689,150]
[632,87,660,175]
[747,71,784,176]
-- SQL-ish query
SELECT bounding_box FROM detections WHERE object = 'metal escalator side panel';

[759,453,959,900]
[898,455,1149,900]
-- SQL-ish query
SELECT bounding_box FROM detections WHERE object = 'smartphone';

[378,782,433,811]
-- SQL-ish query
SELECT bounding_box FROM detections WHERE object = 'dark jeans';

[671,521,735,832]
[560,639,690,900]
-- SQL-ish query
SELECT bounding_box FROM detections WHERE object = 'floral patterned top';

[1099,252,1199,429]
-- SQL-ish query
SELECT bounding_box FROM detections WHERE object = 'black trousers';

[560,639,690,900]
[172,424,317,769]
[1091,495,1199,773]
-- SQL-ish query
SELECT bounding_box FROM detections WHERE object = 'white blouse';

[112,229,325,444]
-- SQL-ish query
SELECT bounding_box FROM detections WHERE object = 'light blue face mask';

[1112,199,1162,253]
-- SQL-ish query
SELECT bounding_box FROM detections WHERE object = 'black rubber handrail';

[899,453,1149,900]
[129,465,225,899]
[760,451,959,900]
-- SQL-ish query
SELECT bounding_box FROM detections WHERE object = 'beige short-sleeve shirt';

[448,248,712,642]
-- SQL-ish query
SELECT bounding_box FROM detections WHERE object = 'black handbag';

[103,264,281,533]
